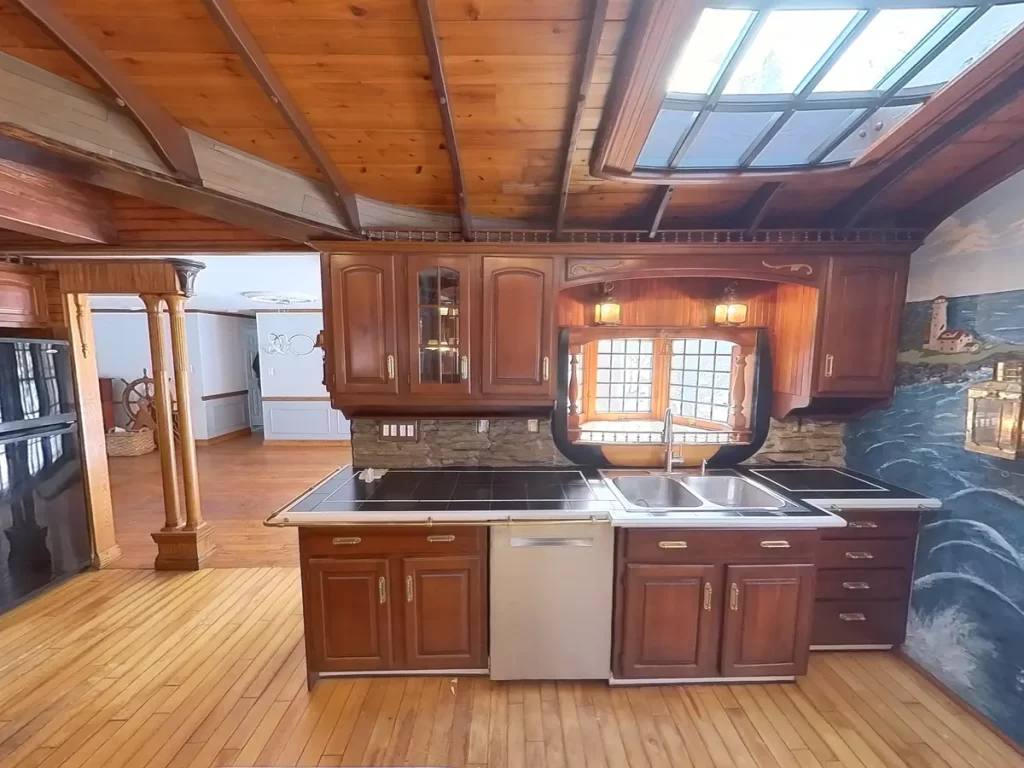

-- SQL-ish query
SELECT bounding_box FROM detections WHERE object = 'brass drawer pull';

[839,613,867,622]
[406,575,414,603]
[848,521,879,529]
[426,534,455,543]
[658,541,687,549]
[729,583,739,611]
[332,536,362,546]
[760,540,791,549]
[386,354,395,380]
[845,551,874,560]
[378,576,386,604]
[542,356,550,382]
[824,353,835,378]
[460,355,469,380]
[703,583,712,611]
[842,581,871,590]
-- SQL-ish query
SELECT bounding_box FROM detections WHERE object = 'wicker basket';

[105,428,156,457]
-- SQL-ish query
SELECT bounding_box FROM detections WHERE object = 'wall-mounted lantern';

[714,282,748,326]
[966,361,1024,459]
[593,282,622,326]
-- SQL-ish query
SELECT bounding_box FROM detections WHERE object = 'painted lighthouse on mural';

[924,295,980,354]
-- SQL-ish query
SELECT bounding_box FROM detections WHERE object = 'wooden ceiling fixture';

[554,0,609,240]
[645,185,674,240]
[8,0,200,184]
[415,0,471,242]
[0,158,116,244]
[198,0,361,235]
[830,64,1024,229]
[733,182,784,233]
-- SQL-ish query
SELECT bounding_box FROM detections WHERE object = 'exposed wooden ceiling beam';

[554,0,608,239]
[644,185,674,239]
[199,0,361,234]
[733,182,784,233]
[0,158,115,244]
[829,65,1024,229]
[9,0,200,183]
[415,0,472,242]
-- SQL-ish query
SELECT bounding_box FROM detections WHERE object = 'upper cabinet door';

[328,255,399,394]
[407,256,473,396]
[816,256,908,395]
[480,257,555,396]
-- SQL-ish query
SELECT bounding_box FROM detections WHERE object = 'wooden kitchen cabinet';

[0,263,49,328]
[480,256,555,396]
[720,563,815,677]
[618,563,720,678]
[406,255,473,396]
[299,527,488,685]
[815,256,907,395]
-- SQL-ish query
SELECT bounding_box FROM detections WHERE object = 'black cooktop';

[749,468,885,493]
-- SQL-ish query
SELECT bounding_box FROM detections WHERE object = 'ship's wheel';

[120,370,177,438]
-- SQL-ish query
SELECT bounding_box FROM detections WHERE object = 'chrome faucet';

[663,407,674,472]
[701,458,709,476]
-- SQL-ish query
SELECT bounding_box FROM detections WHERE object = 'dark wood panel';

[298,527,486,557]
[0,263,48,328]
[820,508,921,540]
[815,568,911,601]
[622,529,819,564]
[812,598,909,646]
[818,538,918,571]
[769,282,820,415]
[405,254,473,396]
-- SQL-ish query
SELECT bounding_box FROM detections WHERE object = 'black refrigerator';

[0,338,92,615]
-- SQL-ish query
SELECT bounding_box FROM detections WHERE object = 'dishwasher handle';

[509,536,594,548]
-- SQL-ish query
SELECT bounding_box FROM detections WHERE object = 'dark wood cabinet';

[327,254,399,395]
[720,563,815,677]
[0,263,49,328]
[481,256,555,396]
[401,555,486,670]
[299,527,488,685]
[618,563,720,679]
[815,256,907,395]
[306,557,393,673]
[613,529,818,681]
[406,255,473,396]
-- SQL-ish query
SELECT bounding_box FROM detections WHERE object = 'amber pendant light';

[594,282,622,326]
[714,281,748,326]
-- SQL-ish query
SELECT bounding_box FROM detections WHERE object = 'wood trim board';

[200,389,249,402]
[194,426,251,446]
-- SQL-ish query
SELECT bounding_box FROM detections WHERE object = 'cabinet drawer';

[812,599,908,646]
[818,538,916,570]
[622,529,818,562]
[821,510,920,540]
[299,526,487,557]
[815,568,910,601]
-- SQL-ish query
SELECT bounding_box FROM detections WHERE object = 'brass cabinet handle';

[848,521,879,529]
[460,355,468,380]
[378,576,386,604]
[839,613,867,622]
[658,541,687,549]
[729,583,739,611]
[703,583,712,611]
[426,534,455,543]
[406,575,414,602]
[845,551,874,560]
[542,356,550,382]
[760,540,791,549]
[824,354,835,378]
[386,354,395,380]
[332,536,361,546]
[842,581,871,590]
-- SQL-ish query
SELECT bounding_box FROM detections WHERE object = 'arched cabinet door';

[327,255,399,394]
[480,257,555,397]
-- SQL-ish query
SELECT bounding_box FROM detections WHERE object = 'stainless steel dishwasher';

[489,522,614,680]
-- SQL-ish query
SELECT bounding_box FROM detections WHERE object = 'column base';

[152,522,217,570]
[93,544,124,569]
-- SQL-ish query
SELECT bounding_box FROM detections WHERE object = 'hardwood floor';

[1,569,1020,768]
[108,433,350,568]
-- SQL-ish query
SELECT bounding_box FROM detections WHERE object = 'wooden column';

[141,294,181,531]
[63,294,122,568]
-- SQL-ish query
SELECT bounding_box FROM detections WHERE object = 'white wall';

[256,311,350,441]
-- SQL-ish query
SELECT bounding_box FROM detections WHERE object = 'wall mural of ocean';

[845,288,1024,747]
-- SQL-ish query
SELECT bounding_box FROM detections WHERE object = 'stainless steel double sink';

[600,470,789,513]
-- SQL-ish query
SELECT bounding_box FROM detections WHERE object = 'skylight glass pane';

[751,109,858,167]
[667,8,752,94]
[814,8,952,92]
[823,104,920,163]
[724,9,859,95]
[904,4,1024,91]
[678,111,781,168]
[637,109,697,168]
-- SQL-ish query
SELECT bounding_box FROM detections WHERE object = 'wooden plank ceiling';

[0,0,1023,243]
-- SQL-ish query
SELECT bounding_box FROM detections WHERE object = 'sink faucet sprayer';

[663,407,674,472]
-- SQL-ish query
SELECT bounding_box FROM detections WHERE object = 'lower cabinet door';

[306,557,393,672]
[401,555,486,670]
[721,563,815,677]
[618,563,720,679]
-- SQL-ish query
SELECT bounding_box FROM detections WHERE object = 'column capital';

[141,294,166,314]
[163,293,186,313]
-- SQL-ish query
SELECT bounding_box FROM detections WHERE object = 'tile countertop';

[265,466,846,529]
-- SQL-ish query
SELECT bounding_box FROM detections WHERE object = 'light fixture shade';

[966,361,1024,459]
[714,282,747,326]
[594,282,622,326]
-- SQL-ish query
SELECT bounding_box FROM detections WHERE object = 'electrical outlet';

[380,421,418,441]
[527,419,539,433]
[477,419,489,433]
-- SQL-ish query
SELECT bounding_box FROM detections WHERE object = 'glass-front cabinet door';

[406,256,472,395]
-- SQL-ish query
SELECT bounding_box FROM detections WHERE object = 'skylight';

[641,2,1024,172]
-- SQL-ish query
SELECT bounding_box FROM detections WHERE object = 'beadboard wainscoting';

[262,398,350,442]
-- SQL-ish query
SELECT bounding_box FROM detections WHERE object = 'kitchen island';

[267,465,934,688]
